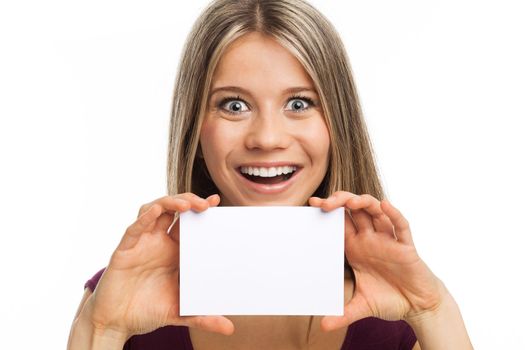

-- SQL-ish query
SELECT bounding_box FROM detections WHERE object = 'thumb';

[321,294,370,332]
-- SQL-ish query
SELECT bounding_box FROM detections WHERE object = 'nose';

[244,108,292,151]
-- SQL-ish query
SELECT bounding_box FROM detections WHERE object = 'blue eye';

[217,94,316,116]
[219,96,249,115]
[285,95,315,112]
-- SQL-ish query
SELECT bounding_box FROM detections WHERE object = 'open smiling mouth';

[237,166,300,185]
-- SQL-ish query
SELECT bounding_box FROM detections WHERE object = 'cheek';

[302,119,331,162]
[199,120,239,162]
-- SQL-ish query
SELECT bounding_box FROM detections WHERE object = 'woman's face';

[199,32,330,206]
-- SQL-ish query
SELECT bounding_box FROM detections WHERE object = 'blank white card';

[179,206,344,316]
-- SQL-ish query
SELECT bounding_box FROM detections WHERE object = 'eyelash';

[218,94,316,116]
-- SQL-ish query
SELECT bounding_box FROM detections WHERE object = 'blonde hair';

[166,4,387,331]
[167,0,385,202]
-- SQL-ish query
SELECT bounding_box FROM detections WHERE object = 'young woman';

[68,0,473,349]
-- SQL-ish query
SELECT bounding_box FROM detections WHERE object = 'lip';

[235,166,302,194]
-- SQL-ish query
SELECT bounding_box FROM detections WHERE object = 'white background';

[1,0,524,348]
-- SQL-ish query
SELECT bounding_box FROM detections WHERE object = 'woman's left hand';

[309,191,447,331]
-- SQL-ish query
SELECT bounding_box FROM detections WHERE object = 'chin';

[239,196,307,207]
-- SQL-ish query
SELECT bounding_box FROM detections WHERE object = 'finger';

[320,191,359,212]
[160,194,210,213]
[206,194,221,207]
[122,194,211,250]
[178,315,235,336]
[346,195,395,238]
[118,204,164,250]
[308,196,323,207]
[140,193,211,218]
[166,194,219,243]
[321,192,375,233]
[126,198,190,238]
[311,195,358,239]
[321,293,370,332]
[137,199,156,217]
[346,207,375,233]
[380,199,414,245]
[153,212,176,235]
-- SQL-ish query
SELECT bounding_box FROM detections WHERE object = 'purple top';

[85,268,417,350]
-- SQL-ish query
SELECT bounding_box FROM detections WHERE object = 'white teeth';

[240,165,297,177]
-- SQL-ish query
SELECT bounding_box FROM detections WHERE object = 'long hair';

[167,0,385,202]
[166,0,387,298]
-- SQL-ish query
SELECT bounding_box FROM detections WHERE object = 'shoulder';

[343,317,417,350]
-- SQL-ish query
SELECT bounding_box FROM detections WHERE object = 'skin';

[200,32,330,207]
[67,32,472,350]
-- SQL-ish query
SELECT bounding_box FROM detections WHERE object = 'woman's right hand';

[79,193,234,341]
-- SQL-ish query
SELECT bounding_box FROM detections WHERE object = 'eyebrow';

[210,85,317,96]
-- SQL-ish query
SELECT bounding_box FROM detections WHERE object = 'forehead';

[211,32,315,89]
